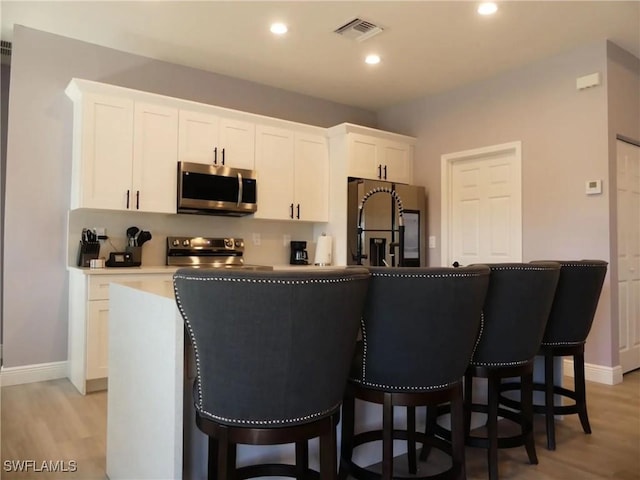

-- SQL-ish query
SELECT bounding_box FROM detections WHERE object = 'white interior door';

[617,139,640,374]
[442,142,522,266]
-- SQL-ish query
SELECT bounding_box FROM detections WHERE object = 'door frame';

[441,141,523,266]
[615,136,640,374]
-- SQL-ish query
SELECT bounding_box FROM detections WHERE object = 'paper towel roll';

[314,235,333,266]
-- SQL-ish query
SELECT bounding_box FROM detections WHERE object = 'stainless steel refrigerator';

[347,178,427,267]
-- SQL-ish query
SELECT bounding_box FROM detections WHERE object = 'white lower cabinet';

[68,269,173,394]
[86,300,109,380]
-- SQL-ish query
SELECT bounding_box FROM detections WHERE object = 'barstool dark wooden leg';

[338,390,355,480]
[521,371,538,465]
[319,421,337,480]
[450,384,466,480]
[574,352,592,434]
[382,393,394,480]
[464,373,473,439]
[407,406,417,474]
[419,406,437,461]
[208,437,218,480]
[216,427,234,480]
[544,351,557,450]
[487,374,499,480]
[296,441,309,480]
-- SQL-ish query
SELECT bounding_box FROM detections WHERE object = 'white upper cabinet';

[66,82,178,213]
[219,118,256,170]
[254,125,329,222]
[293,132,329,222]
[178,110,255,170]
[132,102,178,213]
[329,123,415,185]
[254,125,295,220]
[177,110,219,165]
[73,93,134,210]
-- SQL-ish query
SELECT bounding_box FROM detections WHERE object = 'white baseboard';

[563,359,623,385]
[0,361,68,387]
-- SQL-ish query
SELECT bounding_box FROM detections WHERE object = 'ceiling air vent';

[334,18,383,42]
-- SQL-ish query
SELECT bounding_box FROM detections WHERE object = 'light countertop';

[69,264,345,275]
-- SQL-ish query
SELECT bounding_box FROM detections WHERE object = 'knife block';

[77,241,100,267]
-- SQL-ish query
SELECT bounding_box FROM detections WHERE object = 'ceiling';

[1,1,639,110]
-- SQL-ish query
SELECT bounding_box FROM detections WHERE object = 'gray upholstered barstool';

[500,260,607,450]
[173,267,370,480]
[339,265,490,480]
[454,262,560,480]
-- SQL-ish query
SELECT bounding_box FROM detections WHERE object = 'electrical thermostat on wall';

[585,180,602,195]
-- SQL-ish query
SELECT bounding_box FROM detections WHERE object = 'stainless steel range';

[166,236,272,270]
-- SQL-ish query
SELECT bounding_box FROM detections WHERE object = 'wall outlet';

[283,234,291,247]
[252,233,261,246]
[428,236,436,249]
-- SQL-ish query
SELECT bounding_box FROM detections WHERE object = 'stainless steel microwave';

[177,161,257,216]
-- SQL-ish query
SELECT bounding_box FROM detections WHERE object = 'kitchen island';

[106,278,415,479]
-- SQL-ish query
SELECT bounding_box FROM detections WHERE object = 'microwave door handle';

[237,172,243,206]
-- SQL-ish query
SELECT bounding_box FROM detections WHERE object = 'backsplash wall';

[68,209,318,267]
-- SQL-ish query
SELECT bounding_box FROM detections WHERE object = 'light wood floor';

[1,371,638,479]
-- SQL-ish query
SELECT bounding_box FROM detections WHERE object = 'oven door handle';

[237,172,243,206]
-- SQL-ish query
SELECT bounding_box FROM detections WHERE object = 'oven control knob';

[224,238,233,248]
[235,240,243,248]
[172,239,180,246]
[182,239,190,246]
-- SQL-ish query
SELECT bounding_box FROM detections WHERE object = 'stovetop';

[166,236,272,270]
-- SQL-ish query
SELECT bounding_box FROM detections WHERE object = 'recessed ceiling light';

[477,2,498,15]
[365,54,381,65]
[270,23,288,35]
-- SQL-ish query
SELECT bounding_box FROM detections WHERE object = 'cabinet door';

[347,133,380,180]
[178,110,219,165]
[294,133,329,222]
[87,299,109,380]
[219,118,255,170]
[381,140,413,184]
[80,94,134,210]
[132,103,178,213]
[254,125,294,220]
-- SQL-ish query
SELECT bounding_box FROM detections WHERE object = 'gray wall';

[2,26,375,368]
[377,40,640,369]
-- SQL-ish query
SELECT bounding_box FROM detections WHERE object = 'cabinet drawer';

[87,274,173,300]
[88,277,119,300]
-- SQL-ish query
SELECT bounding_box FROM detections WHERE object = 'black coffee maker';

[289,240,309,265]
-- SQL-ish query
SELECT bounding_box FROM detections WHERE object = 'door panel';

[444,142,522,267]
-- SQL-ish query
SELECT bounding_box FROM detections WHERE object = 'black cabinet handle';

[290,203,294,219]
[126,189,130,209]
[296,204,300,219]
[221,148,225,166]
[136,190,140,210]
[213,147,218,165]
[378,164,382,179]
[383,165,387,180]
